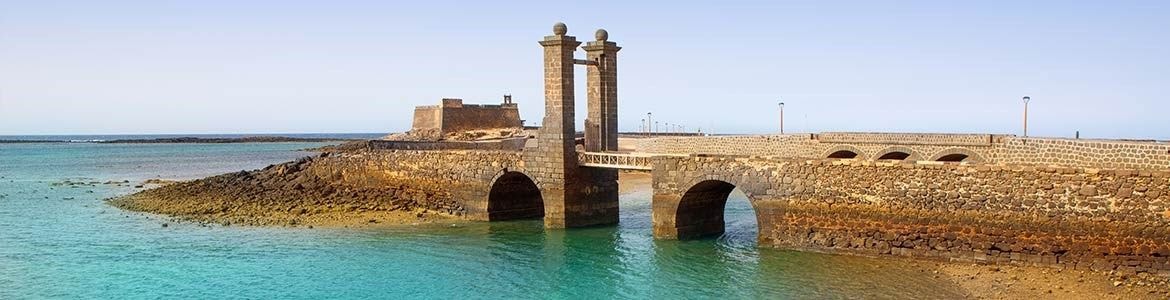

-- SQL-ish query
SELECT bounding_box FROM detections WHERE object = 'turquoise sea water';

[0,141,966,299]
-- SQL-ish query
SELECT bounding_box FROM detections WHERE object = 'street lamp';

[1022,96,1031,137]
[647,112,653,136]
[641,118,646,134]
[778,101,786,134]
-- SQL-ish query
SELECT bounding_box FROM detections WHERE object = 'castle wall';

[440,103,521,133]
[410,99,522,136]
[411,105,442,132]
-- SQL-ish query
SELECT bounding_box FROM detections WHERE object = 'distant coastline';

[0,133,385,144]
[0,136,355,144]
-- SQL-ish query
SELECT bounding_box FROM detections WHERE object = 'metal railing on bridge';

[577,151,656,170]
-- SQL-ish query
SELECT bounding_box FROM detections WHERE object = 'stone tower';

[524,23,619,228]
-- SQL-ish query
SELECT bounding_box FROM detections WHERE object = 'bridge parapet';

[633,132,1170,170]
[816,132,1005,146]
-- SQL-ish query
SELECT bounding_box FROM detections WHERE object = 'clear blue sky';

[2,1,1167,139]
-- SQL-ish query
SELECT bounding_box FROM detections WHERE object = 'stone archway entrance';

[487,172,544,221]
[663,180,758,240]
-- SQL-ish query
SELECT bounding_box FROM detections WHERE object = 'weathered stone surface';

[650,156,1170,275]
[630,133,1170,170]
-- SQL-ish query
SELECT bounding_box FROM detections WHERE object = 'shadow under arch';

[822,145,865,159]
[670,179,760,240]
[929,147,986,163]
[487,171,544,221]
[873,146,921,161]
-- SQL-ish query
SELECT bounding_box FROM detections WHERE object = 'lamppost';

[641,119,646,134]
[778,101,785,134]
[1022,96,1031,137]
[655,121,660,134]
[647,112,653,136]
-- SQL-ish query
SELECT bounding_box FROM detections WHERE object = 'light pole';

[655,121,660,134]
[641,119,646,134]
[1022,96,1031,137]
[778,101,785,134]
[647,112,653,136]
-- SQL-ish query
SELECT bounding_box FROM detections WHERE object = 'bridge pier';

[525,23,620,229]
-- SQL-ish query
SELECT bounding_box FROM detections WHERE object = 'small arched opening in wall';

[930,148,985,163]
[874,146,919,161]
[672,180,758,242]
[936,154,968,162]
[823,145,865,159]
[878,152,911,160]
[828,151,859,159]
[487,171,544,221]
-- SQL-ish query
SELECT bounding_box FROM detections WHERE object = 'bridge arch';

[655,174,762,240]
[822,145,866,159]
[486,170,544,221]
[929,147,986,163]
[873,146,921,161]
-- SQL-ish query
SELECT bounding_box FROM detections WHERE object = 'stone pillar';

[574,28,622,229]
[583,29,620,152]
[524,23,619,228]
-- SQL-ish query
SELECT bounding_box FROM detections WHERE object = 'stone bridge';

[319,23,1170,275]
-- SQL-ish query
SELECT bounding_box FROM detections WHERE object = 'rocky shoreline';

[108,154,458,228]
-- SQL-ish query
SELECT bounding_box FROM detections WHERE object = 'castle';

[409,96,522,140]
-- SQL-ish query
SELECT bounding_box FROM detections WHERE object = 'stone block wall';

[635,133,1170,170]
[651,156,1170,275]
[636,135,808,157]
[306,149,523,220]
[997,137,1170,170]
[817,132,1001,146]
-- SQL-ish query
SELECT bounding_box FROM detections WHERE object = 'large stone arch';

[929,147,986,163]
[486,170,544,221]
[872,146,922,161]
[653,173,763,240]
[822,145,866,159]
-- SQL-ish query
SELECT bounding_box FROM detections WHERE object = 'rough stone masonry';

[650,155,1170,276]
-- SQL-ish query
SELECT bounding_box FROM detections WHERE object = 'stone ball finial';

[595,29,608,41]
[553,22,567,35]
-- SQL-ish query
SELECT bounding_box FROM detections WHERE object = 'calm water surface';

[0,141,965,299]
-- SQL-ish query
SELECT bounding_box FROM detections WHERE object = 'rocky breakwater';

[109,150,483,227]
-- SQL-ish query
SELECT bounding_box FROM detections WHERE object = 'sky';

[1,1,1167,139]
